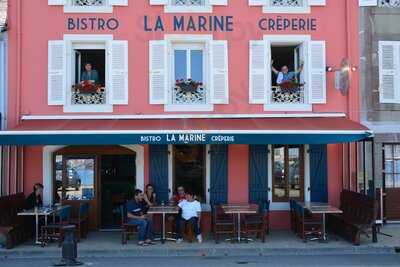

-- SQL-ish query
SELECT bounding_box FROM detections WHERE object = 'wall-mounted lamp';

[351,66,358,72]
[326,66,334,72]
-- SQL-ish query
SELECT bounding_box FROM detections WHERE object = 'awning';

[0,117,372,145]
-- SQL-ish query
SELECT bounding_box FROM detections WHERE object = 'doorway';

[383,144,400,221]
[100,154,136,229]
[173,145,206,202]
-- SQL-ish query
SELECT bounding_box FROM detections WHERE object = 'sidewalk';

[1,225,399,259]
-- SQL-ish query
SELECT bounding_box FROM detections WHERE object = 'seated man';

[176,191,202,244]
[172,186,186,204]
[271,60,304,85]
[125,189,154,246]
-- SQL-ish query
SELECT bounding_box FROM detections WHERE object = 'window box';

[149,0,228,13]
[249,0,325,14]
[149,35,229,112]
[48,0,128,13]
[48,35,128,113]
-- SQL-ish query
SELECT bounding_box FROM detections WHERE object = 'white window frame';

[268,144,310,211]
[165,35,213,112]
[64,0,113,13]
[167,144,211,205]
[165,0,213,13]
[63,34,113,113]
[264,34,312,112]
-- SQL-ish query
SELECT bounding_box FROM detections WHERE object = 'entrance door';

[173,145,206,202]
[100,154,136,229]
[383,144,400,221]
[55,155,97,229]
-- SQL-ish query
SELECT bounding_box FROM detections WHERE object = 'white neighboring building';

[0,0,7,130]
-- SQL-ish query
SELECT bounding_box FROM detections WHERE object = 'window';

[173,0,205,6]
[249,0,325,14]
[173,145,206,202]
[72,46,106,106]
[272,145,304,202]
[249,35,326,111]
[383,144,400,188]
[48,35,128,113]
[48,0,128,13]
[150,0,228,13]
[379,0,400,7]
[379,41,400,103]
[149,35,228,111]
[173,44,206,105]
[55,155,96,201]
[270,44,306,106]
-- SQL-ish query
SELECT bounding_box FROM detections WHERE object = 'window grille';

[172,0,205,6]
[74,0,105,6]
[379,0,400,7]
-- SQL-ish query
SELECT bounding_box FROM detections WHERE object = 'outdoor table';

[298,202,343,242]
[17,206,61,245]
[147,205,178,244]
[222,204,258,242]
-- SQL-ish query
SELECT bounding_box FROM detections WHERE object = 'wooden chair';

[243,201,270,243]
[120,204,138,245]
[41,205,71,247]
[70,203,89,242]
[212,205,235,243]
[295,203,322,242]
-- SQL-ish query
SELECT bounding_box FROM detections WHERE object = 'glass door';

[272,145,304,202]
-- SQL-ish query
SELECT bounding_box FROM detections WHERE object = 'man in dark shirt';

[25,183,44,210]
[126,189,154,246]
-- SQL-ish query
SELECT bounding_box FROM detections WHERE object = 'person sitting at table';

[125,189,155,246]
[144,184,157,209]
[25,183,44,210]
[172,186,186,204]
[176,191,202,244]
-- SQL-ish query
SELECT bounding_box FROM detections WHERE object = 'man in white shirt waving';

[176,191,202,243]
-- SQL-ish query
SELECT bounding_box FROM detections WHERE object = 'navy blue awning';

[0,117,372,145]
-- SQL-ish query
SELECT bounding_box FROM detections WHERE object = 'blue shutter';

[209,145,228,205]
[249,145,269,204]
[149,145,169,202]
[309,144,328,203]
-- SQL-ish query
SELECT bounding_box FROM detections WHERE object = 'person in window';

[271,60,304,86]
[25,183,44,210]
[81,62,100,85]
[126,189,154,246]
[176,191,202,244]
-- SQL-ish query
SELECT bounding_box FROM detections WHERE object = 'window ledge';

[164,104,214,112]
[63,104,113,113]
[164,5,213,13]
[264,104,312,112]
[262,5,310,14]
[63,5,113,13]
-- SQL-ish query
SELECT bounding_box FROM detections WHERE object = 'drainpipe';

[16,0,22,126]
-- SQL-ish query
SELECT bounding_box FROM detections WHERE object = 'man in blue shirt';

[81,62,100,85]
[271,60,304,85]
[126,189,154,246]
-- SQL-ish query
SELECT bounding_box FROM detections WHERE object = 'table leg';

[237,213,241,242]
[162,213,166,244]
[35,214,39,245]
[322,213,327,241]
[45,215,48,226]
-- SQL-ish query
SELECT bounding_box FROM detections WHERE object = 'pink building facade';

[1,0,369,231]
